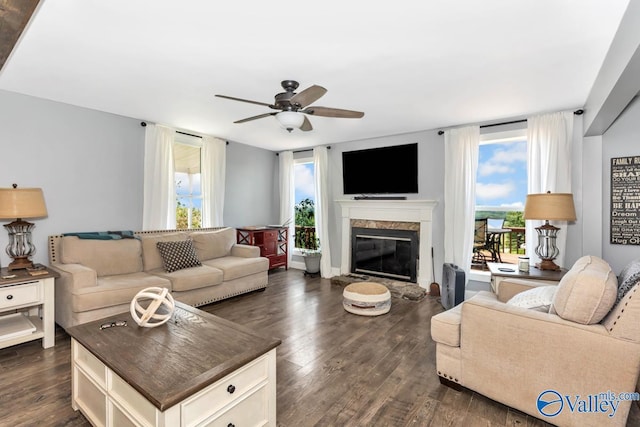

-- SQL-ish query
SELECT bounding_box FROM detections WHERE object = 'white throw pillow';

[507,286,557,312]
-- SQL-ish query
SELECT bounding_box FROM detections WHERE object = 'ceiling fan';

[215,80,365,132]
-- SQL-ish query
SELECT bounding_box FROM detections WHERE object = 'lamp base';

[536,259,560,271]
[7,256,34,271]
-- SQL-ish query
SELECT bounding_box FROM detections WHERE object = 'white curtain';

[526,111,574,267]
[201,136,226,227]
[444,126,480,279]
[313,146,332,278]
[142,124,176,230]
[279,151,294,265]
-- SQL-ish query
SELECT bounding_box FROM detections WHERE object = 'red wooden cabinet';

[237,227,288,270]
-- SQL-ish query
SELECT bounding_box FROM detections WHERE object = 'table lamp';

[523,191,576,271]
[0,184,48,270]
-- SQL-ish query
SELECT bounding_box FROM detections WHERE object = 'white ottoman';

[343,282,391,316]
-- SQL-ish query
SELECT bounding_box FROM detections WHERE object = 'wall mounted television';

[342,143,418,195]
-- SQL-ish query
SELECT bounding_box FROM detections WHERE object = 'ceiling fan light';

[276,111,304,132]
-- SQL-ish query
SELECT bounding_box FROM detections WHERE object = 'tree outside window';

[294,161,317,249]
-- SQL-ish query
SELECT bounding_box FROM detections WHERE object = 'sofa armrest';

[459,291,640,411]
[497,278,560,302]
[230,244,260,258]
[49,263,98,291]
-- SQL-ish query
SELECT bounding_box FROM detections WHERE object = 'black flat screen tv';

[342,143,418,195]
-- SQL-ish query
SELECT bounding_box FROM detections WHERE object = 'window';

[294,158,317,250]
[475,129,527,264]
[174,135,202,229]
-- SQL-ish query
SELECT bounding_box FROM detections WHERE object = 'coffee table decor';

[130,286,175,327]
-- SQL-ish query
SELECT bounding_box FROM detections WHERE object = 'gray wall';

[0,90,144,268]
[224,140,278,228]
[326,131,445,282]
[0,90,277,268]
[602,95,640,273]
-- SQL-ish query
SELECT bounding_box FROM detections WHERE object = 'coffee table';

[66,301,281,427]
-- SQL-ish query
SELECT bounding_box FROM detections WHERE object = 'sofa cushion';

[61,236,143,277]
[140,232,189,271]
[552,255,618,325]
[431,303,462,347]
[203,256,269,281]
[148,265,224,292]
[191,228,236,261]
[156,239,202,273]
[72,272,171,312]
[507,286,556,312]
[617,259,640,305]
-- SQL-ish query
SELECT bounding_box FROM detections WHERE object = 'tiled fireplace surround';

[336,200,438,288]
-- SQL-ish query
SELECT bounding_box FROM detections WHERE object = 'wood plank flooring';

[0,268,638,426]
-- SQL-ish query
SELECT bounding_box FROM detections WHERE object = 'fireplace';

[351,227,418,282]
[336,199,437,288]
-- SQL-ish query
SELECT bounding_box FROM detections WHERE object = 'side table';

[487,262,567,295]
[0,265,58,349]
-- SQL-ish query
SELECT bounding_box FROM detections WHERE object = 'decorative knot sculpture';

[130,287,175,328]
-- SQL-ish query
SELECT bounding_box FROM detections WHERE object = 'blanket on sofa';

[63,230,138,240]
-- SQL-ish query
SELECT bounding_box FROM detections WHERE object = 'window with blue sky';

[294,162,315,204]
[476,140,527,210]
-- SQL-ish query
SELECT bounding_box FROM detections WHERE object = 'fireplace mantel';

[336,199,438,288]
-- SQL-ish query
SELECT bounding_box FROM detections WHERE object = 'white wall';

[601,95,640,273]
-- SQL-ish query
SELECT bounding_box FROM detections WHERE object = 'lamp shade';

[523,192,576,221]
[0,187,48,219]
[276,111,305,130]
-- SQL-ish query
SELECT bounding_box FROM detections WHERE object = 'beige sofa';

[49,227,269,329]
[431,256,640,427]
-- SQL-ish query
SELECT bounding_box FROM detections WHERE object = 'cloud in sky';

[476,182,515,201]
[478,142,527,177]
[295,163,315,202]
[500,201,524,209]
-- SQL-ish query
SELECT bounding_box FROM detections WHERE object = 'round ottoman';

[343,282,391,316]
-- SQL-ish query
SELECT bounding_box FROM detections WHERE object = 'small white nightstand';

[0,266,58,349]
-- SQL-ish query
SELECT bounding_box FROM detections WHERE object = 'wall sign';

[611,155,640,245]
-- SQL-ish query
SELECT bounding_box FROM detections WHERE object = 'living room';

[1,1,640,426]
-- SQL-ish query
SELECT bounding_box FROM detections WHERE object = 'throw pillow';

[616,259,640,305]
[507,286,557,312]
[156,239,202,273]
[551,255,618,325]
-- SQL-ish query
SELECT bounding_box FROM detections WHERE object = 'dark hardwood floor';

[1,269,639,426]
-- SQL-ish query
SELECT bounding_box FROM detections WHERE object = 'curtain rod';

[436,109,584,136]
[140,122,228,144]
[276,146,331,156]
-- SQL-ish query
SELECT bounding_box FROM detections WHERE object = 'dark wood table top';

[487,262,568,281]
[66,301,281,411]
[0,265,59,286]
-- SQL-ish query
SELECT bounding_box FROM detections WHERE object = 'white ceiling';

[0,1,630,151]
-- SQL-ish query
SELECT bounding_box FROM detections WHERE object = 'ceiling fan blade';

[215,94,275,108]
[290,85,327,108]
[302,106,365,119]
[300,116,313,132]
[234,112,276,123]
